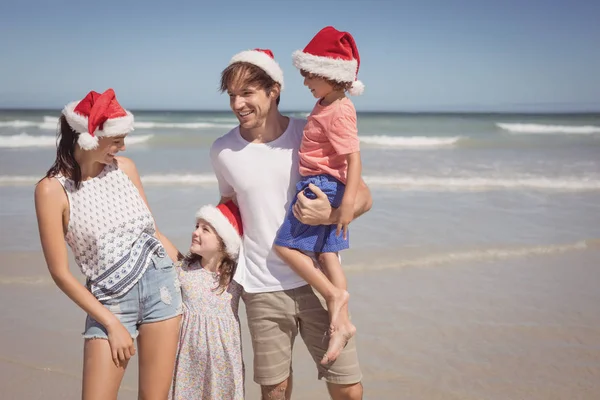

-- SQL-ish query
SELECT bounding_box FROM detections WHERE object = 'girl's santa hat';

[292,26,365,96]
[229,48,285,90]
[195,200,244,258]
[62,88,134,150]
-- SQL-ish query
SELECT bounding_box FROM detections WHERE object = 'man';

[210,48,372,400]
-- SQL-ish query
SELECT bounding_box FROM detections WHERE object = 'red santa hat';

[62,88,135,150]
[229,48,285,90]
[292,26,364,96]
[195,200,244,258]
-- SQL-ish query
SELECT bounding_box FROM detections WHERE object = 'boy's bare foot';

[325,289,350,328]
[321,322,356,365]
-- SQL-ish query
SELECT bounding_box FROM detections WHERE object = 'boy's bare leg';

[318,252,356,365]
[274,245,349,331]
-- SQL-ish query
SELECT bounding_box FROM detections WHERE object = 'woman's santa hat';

[195,200,244,258]
[229,48,285,90]
[62,88,134,150]
[292,26,365,96]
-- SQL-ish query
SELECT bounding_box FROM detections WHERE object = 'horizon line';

[1,107,599,115]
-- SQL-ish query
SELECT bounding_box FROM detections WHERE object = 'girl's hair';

[300,69,353,92]
[182,233,238,294]
[42,115,83,188]
[220,62,281,105]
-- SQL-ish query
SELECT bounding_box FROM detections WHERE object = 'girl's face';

[190,219,222,258]
[93,135,127,164]
[302,72,335,99]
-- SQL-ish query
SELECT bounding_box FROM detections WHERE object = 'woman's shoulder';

[35,176,65,198]
[34,176,68,211]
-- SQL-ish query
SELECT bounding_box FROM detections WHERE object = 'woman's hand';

[106,319,136,368]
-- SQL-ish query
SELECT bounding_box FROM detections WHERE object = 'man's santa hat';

[229,48,284,90]
[292,26,364,96]
[195,200,244,258]
[62,88,134,150]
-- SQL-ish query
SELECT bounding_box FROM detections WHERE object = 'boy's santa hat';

[62,88,134,150]
[292,26,365,96]
[229,48,285,90]
[195,200,244,258]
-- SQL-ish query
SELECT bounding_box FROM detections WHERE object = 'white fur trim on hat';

[99,111,135,137]
[230,50,285,90]
[62,101,88,134]
[62,101,135,150]
[196,205,241,258]
[292,50,358,83]
[347,80,365,96]
[77,132,99,150]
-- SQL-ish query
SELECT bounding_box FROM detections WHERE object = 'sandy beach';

[2,243,600,399]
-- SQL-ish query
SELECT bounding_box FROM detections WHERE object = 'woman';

[34,88,182,399]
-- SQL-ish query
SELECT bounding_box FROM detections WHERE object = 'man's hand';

[292,183,333,226]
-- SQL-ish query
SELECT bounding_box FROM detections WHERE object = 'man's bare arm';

[293,179,372,226]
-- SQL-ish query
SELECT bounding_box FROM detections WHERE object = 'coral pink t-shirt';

[298,97,360,184]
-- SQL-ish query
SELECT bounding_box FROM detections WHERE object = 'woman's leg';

[137,316,182,400]
[318,252,356,365]
[82,339,129,400]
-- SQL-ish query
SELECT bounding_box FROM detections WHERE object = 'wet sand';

[1,246,600,399]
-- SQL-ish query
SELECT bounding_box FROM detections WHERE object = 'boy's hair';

[220,62,281,105]
[300,69,353,92]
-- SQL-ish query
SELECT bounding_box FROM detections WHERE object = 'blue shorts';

[274,174,349,253]
[83,250,183,340]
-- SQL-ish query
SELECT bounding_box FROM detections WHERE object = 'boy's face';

[303,72,335,99]
[227,75,276,131]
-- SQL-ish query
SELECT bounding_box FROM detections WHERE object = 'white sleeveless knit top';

[56,161,162,300]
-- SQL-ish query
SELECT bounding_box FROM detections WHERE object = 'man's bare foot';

[325,289,350,329]
[320,322,356,365]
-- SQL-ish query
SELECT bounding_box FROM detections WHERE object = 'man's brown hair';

[220,62,281,105]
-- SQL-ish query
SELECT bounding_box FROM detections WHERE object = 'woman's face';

[93,135,127,164]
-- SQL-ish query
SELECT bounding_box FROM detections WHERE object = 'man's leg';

[296,285,363,400]
[243,289,299,399]
[327,382,364,400]
[261,374,293,400]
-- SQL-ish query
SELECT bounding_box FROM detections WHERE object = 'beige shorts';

[242,284,362,386]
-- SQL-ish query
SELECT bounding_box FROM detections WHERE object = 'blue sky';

[1,0,599,112]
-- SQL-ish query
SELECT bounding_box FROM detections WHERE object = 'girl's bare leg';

[137,316,181,400]
[82,339,129,400]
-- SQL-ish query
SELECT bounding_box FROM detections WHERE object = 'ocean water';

[1,109,599,258]
[2,109,600,399]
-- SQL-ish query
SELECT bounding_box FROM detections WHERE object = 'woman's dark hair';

[42,115,83,188]
[182,235,238,294]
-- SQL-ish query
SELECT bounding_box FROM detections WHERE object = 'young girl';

[170,200,244,400]
[273,26,365,365]
[34,89,183,398]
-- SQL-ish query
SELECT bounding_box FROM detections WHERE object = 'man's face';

[227,80,274,131]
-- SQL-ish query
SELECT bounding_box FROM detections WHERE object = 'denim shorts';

[83,251,183,340]
[274,174,349,253]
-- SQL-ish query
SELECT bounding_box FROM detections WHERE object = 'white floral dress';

[170,260,244,399]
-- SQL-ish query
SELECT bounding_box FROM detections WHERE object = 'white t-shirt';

[210,117,309,293]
